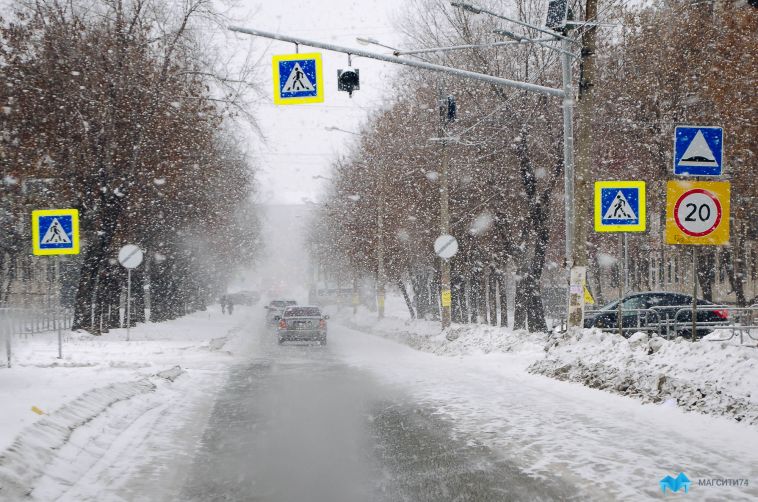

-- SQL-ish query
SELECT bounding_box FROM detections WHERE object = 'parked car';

[584,291,729,338]
[226,290,261,306]
[264,299,298,326]
[274,305,328,345]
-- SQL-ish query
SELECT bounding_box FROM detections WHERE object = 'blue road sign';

[272,53,324,105]
[31,208,80,255]
[674,125,723,176]
[594,181,646,232]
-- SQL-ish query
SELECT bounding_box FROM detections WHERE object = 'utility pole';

[568,0,599,329]
[439,93,452,329]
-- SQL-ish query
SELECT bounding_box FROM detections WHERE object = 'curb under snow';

[0,366,184,498]
[341,317,758,427]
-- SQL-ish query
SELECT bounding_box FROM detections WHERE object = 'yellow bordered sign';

[594,181,646,232]
[441,289,452,307]
[31,209,80,255]
[272,53,324,105]
[665,180,730,245]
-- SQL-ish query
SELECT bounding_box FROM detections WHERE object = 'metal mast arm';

[228,26,564,98]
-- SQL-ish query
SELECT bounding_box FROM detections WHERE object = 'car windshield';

[284,307,321,317]
[4,1,753,499]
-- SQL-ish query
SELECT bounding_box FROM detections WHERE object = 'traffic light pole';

[228,25,575,328]
[228,27,564,97]
[439,126,452,329]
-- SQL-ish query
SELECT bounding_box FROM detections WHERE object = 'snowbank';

[340,308,758,426]
[528,329,758,426]
[0,376,158,498]
[340,306,546,358]
[0,307,253,499]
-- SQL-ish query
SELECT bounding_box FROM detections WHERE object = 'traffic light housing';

[338,68,360,97]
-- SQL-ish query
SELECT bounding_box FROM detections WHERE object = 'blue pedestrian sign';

[272,53,324,105]
[594,181,646,233]
[31,209,80,255]
[674,125,723,176]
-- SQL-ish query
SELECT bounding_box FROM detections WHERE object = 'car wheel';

[320,338,327,346]
[277,337,284,345]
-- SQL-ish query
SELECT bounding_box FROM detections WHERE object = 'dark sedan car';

[584,291,729,338]
[275,306,328,345]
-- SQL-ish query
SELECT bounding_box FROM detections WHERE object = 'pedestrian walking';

[227,299,234,315]
[221,295,227,314]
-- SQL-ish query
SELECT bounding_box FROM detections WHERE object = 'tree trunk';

[459,275,470,324]
[477,270,487,323]
[468,275,479,323]
[697,247,716,302]
[132,268,146,323]
[498,272,508,327]
[429,273,440,320]
[488,271,497,326]
[397,279,415,319]
[724,228,748,306]
[72,188,124,333]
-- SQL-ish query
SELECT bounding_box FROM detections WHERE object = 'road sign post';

[118,244,144,342]
[666,180,730,342]
[434,233,458,329]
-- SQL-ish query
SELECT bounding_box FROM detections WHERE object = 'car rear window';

[284,307,321,317]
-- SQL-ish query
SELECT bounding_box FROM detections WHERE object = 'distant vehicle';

[226,290,260,306]
[274,305,328,345]
[264,299,298,326]
[584,291,729,338]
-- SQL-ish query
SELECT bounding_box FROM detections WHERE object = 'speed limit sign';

[666,181,730,245]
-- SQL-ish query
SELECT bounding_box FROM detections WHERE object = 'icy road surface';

[49,310,758,501]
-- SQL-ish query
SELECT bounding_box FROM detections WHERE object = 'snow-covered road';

[15,309,758,501]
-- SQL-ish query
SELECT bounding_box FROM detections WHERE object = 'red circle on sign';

[673,188,722,237]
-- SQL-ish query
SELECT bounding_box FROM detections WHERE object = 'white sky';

[225,0,410,204]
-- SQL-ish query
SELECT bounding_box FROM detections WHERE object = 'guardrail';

[670,306,758,344]
[582,305,758,346]
[0,307,73,368]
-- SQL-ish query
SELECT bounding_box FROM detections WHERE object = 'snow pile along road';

[341,309,546,358]
[343,307,758,426]
[528,329,758,426]
[0,377,157,498]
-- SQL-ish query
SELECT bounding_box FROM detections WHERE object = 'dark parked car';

[275,305,328,345]
[226,290,261,306]
[584,291,729,338]
[264,299,298,326]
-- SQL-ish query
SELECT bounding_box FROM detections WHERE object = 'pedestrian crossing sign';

[272,53,324,105]
[594,181,646,232]
[32,208,80,255]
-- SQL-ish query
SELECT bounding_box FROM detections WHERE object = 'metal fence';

[0,307,73,368]
[581,305,758,345]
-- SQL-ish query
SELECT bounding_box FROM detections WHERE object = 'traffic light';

[440,95,456,123]
[545,0,574,34]
[337,68,360,97]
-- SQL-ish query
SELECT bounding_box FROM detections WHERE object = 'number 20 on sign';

[665,180,730,245]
